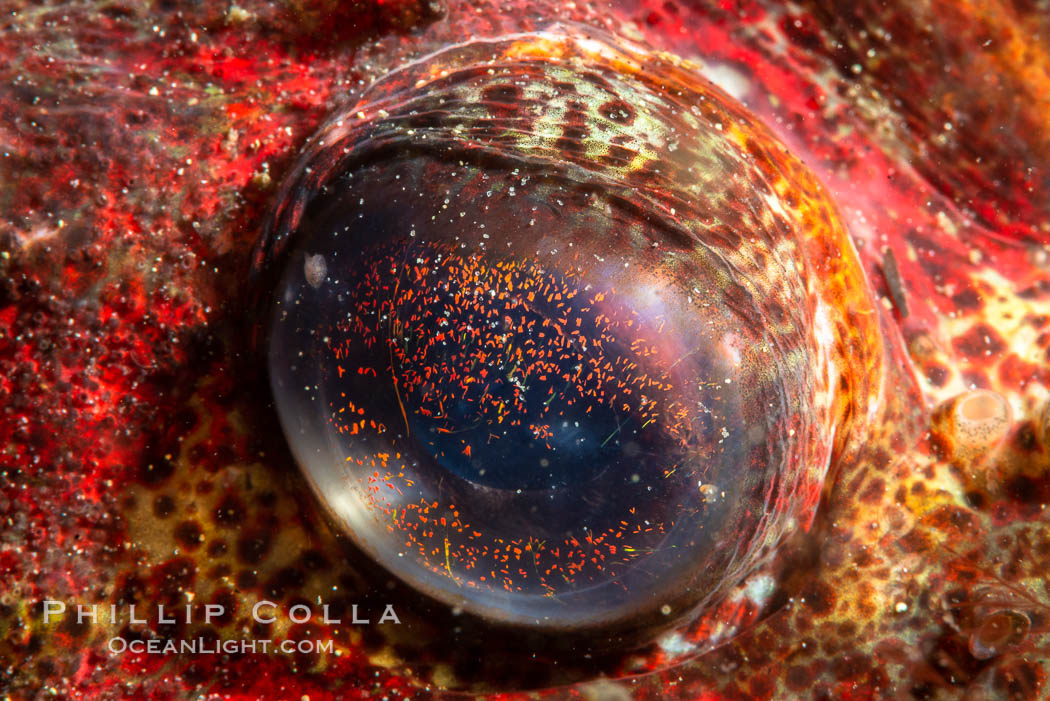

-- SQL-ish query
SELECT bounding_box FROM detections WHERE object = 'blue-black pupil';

[397,270,656,492]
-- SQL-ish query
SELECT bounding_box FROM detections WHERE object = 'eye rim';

[252,20,887,673]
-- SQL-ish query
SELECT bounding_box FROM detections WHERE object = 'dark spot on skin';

[952,287,983,311]
[250,619,272,641]
[604,142,635,166]
[1029,610,1047,633]
[599,99,635,124]
[59,610,90,639]
[124,109,147,126]
[138,453,174,486]
[113,575,145,607]
[174,520,203,550]
[965,491,987,509]
[830,653,870,681]
[859,477,885,504]
[236,530,272,565]
[481,83,521,104]
[953,323,1006,359]
[209,589,237,625]
[213,493,244,526]
[747,673,775,698]
[555,126,588,158]
[781,13,825,53]
[899,528,931,554]
[204,445,237,475]
[962,370,990,390]
[1005,474,1050,504]
[151,557,196,602]
[481,84,523,120]
[23,634,41,657]
[801,580,836,617]
[930,505,981,533]
[925,364,949,387]
[580,71,616,94]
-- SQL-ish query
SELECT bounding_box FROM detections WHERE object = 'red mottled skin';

[1,0,1049,699]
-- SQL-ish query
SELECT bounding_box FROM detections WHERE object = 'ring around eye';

[258,24,884,638]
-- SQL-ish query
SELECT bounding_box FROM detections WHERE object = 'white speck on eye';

[304,253,327,289]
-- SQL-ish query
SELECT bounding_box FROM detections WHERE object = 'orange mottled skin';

[1,0,1049,699]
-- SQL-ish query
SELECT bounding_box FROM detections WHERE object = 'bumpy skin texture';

[1,0,1049,699]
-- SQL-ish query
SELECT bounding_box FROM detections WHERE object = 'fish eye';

[257,24,884,648]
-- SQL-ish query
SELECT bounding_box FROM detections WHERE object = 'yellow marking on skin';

[430,664,458,690]
[503,36,567,61]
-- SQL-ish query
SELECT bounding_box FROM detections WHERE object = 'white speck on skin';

[743,574,776,607]
[657,631,695,657]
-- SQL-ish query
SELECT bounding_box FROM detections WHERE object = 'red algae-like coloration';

[1,1,1050,700]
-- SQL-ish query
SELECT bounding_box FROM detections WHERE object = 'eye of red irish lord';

[259,25,882,643]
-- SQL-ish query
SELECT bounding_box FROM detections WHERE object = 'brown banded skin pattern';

[0,1,1049,700]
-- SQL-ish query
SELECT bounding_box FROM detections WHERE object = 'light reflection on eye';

[259,24,883,648]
